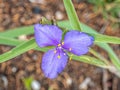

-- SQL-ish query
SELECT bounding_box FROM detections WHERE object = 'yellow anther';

[54,50,57,53]
[57,55,61,59]
[62,42,64,45]
[69,57,72,61]
[69,54,73,61]
[69,48,72,51]
[57,44,61,47]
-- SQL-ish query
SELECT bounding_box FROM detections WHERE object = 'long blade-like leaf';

[63,0,81,30]
[91,33,120,44]
[0,36,23,46]
[0,26,33,38]
[72,55,107,68]
[0,39,37,63]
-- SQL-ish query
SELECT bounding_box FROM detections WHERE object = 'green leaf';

[0,36,52,52]
[63,0,81,30]
[0,36,23,46]
[96,43,120,71]
[91,33,120,44]
[0,38,37,63]
[58,21,97,33]
[0,26,34,38]
[22,77,33,90]
[72,55,108,68]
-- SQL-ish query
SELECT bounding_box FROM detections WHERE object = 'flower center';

[57,44,61,47]
[54,42,65,59]
[57,42,64,46]
[62,42,64,45]
[57,42,64,49]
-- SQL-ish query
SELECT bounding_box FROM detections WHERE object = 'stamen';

[69,48,72,51]
[54,50,57,53]
[57,44,61,47]
[69,54,73,61]
[62,42,64,45]
[57,55,61,59]
[69,57,72,61]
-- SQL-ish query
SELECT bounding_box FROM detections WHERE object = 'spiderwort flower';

[34,24,94,79]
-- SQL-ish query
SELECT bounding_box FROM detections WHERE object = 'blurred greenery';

[88,0,120,28]
[22,77,33,90]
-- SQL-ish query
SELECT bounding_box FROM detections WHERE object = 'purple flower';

[34,24,94,79]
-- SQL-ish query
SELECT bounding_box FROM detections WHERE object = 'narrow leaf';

[91,33,120,44]
[0,26,33,38]
[0,36,23,46]
[0,36,51,52]
[0,39,37,63]
[63,0,81,30]
[72,55,108,68]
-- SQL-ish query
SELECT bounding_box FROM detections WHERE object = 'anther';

[69,57,72,61]
[57,55,61,59]
[69,54,73,61]
[57,44,61,47]
[62,42,64,45]
[69,48,72,51]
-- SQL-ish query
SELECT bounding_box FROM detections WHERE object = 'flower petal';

[34,24,62,47]
[41,49,68,79]
[63,31,94,56]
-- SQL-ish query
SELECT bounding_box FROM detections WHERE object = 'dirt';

[0,0,120,90]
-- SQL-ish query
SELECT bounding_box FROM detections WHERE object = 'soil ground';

[0,0,120,90]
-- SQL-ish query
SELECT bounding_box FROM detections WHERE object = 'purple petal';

[34,24,62,47]
[41,49,68,79]
[63,31,94,56]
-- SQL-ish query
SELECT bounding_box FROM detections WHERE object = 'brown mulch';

[0,0,120,90]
